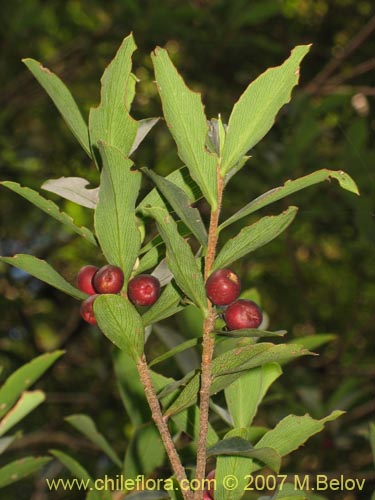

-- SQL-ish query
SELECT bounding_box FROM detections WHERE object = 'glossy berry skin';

[206,268,241,306]
[204,469,215,500]
[77,265,98,295]
[128,274,161,306]
[224,299,262,330]
[80,295,98,325]
[93,265,124,294]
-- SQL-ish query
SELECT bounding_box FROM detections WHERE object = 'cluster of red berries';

[78,265,161,325]
[205,268,262,330]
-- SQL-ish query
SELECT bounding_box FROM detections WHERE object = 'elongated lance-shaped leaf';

[225,363,282,428]
[248,411,344,474]
[141,282,183,327]
[94,143,141,282]
[220,45,311,175]
[22,59,91,158]
[213,206,298,271]
[220,169,359,230]
[0,351,63,419]
[164,343,310,416]
[89,34,138,163]
[215,329,286,338]
[0,391,45,437]
[142,207,208,314]
[151,47,218,208]
[138,166,202,211]
[207,436,281,471]
[94,294,144,360]
[149,338,200,367]
[50,450,111,500]
[65,414,121,468]
[0,255,86,300]
[0,456,52,488]
[214,428,280,500]
[124,423,165,482]
[1,182,96,245]
[142,168,208,247]
[42,177,99,209]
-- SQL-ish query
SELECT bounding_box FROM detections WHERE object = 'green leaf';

[138,166,202,211]
[370,422,375,467]
[50,449,92,481]
[142,207,207,314]
[50,449,111,500]
[0,351,64,420]
[213,206,298,271]
[149,338,200,367]
[0,456,52,488]
[215,329,286,338]
[42,177,99,209]
[129,118,160,155]
[225,363,282,428]
[220,169,359,230]
[249,411,344,474]
[124,423,165,480]
[214,428,279,500]
[89,34,138,162]
[22,58,91,158]
[137,245,162,275]
[220,45,311,174]
[288,334,337,352]
[1,182,96,245]
[94,295,144,360]
[0,254,86,300]
[207,436,281,471]
[142,168,207,247]
[65,414,122,468]
[142,282,183,327]
[0,391,45,437]
[151,48,218,208]
[165,343,309,416]
[151,372,218,448]
[94,143,141,282]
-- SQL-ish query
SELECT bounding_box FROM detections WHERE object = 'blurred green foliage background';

[0,0,374,498]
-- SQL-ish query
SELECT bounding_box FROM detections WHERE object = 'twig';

[306,16,375,95]
[194,168,224,500]
[136,353,192,500]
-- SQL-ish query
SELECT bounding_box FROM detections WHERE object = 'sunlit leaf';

[94,143,141,282]
[220,45,311,174]
[94,295,144,360]
[220,169,359,230]
[151,47,218,208]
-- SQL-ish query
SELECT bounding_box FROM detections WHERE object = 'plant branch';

[194,168,224,500]
[137,353,192,500]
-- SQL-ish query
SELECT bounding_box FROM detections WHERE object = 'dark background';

[0,1,374,499]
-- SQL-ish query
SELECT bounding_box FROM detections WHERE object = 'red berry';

[224,299,262,330]
[93,265,124,294]
[80,295,98,325]
[77,265,98,295]
[204,470,215,500]
[128,274,161,306]
[206,268,241,306]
